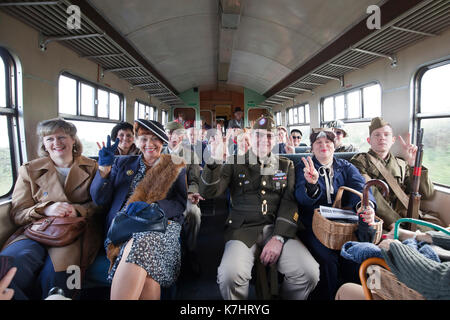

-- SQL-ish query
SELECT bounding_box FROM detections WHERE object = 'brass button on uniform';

[263,200,267,204]
[262,181,266,186]
[228,220,232,224]
[261,190,266,195]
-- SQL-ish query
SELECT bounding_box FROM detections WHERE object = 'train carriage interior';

[0,0,449,302]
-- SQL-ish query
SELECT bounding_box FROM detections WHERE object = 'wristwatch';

[273,235,285,244]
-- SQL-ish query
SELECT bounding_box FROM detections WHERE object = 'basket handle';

[359,257,390,300]
[394,218,450,240]
[333,186,363,209]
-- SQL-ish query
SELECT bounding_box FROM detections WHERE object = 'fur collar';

[106,154,185,269]
[127,154,185,204]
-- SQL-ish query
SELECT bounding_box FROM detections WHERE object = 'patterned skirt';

[107,221,182,288]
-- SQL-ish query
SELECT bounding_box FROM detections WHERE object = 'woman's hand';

[357,206,376,226]
[0,267,16,300]
[97,135,119,167]
[302,156,319,184]
[260,237,283,266]
[44,202,77,217]
[97,135,119,177]
[188,193,205,205]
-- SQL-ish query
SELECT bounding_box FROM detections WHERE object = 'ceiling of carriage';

[3,0,448,108]
[87,0,384,94]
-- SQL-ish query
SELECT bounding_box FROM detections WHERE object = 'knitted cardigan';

[382,239,450,300]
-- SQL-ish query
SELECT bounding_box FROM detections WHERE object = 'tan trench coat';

[5,155,102,272]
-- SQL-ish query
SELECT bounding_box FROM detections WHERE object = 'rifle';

[406,128,424,231]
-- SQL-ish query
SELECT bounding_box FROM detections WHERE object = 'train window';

[287,103,310,140]
[58,72,125,157]
[161,110,168,126]
[288,104,310,124]
[320,83,381,152]
[0,58,5,108]
[274,111,282,126]
[0,47,21,198]
[135,100,157,121]
[415,61,450,187]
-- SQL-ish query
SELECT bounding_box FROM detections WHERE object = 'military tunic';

[200,150,301,247]
[350,149,434,228]
[200,150,319,300]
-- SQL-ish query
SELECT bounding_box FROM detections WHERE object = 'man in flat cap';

[326,120,358,153]
[200,114,319,300]
[350,117,441,231]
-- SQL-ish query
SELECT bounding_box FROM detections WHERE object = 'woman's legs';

[139,277,161,300]
[110,239,161,300]
[0,239,47,300]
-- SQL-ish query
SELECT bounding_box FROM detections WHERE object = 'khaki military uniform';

[200,150,319,300]
[350,149,434,229]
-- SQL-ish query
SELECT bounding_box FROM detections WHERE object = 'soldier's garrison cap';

[369,117,391,135]
[165,120,185,132]
[252,115,276,130]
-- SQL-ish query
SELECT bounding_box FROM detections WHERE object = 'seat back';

[280,152,358,167]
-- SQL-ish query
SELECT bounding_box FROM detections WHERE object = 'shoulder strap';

[367,153,409,209]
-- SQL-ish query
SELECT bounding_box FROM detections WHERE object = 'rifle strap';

[367,154,409,210]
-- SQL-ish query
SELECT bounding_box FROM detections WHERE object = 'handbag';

[107,201,168,246]
[24,216,87,247]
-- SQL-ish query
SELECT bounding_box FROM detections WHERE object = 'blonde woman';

[0,118,101,300]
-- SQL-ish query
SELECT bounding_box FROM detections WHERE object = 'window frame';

[320,81,381,126]
[413,59,450,189]
[274,111,282,126]
[0,47,23,199]
[134,100,157,121]
[58,72,125,124]
[286,102,310,126]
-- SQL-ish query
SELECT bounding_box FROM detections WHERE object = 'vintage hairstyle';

[37,118,83,158]
[110,121,134,141]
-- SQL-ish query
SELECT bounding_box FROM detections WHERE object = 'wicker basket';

[312,186,383,250]
[372,268,425,300]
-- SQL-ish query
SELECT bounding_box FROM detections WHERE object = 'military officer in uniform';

[199,115,319,300]
[350,117,441,231]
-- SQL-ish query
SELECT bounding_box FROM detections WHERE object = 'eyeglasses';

[291,136,301,140]
[334,131,344,136]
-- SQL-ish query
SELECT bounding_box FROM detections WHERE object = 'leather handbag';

[107,201,168,245]
[24,216,87,247]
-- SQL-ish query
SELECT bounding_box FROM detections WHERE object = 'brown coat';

[5,156,102,272]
